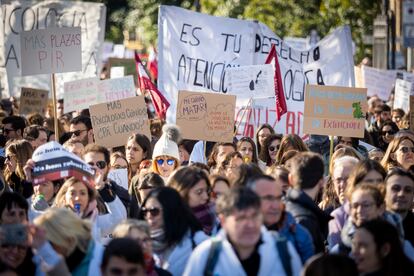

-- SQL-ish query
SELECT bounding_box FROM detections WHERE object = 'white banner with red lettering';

[158,5,355,138]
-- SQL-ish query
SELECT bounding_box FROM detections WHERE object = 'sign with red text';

[63,77,99,113]
[89,96,151,148]
[97,76,136,103]
[20,27,82,76]
[303,85,367,138]
[176,91,236,143]
[19,87,48,115]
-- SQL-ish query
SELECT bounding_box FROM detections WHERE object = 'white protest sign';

[110,67,125,78]
[64,77,99,113]
[226,64,274,98]
[20,27,82,76]
[394,79,412,113]
[97,76,136,103]
[108,169,128,190]
[402,72,414,95]
[158,6,355,138]
[0,0,106,97]
[355,65,397,100]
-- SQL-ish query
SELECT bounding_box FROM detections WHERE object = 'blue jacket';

[277,211,315,263]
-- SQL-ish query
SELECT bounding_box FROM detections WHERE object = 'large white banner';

[158,5,355,138]
[0,0,106,98]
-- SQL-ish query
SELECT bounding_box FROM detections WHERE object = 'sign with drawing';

[176,91,236,142]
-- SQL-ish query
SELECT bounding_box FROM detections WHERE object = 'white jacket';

[96,195,127,244]
[184,227,302,276]
[155,230,208,276]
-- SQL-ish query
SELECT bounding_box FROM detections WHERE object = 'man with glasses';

[69,115,94,146]
[385,168,414,247]
[2,115,25,141]
[83,144,130,210]
[247,174,314,263]
[184,187,302,276]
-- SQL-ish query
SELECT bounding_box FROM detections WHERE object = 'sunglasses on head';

[141,206,161,217]
[156,158,175,166]
[87,160,107,169]
[69,129,88,137]
[399,146,414,154]
[268,145,280,152]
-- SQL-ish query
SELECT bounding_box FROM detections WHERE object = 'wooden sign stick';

[51,73,59,140]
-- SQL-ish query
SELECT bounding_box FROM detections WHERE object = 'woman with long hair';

[274,134,308,165]
[255,123,275,158]
[236,137,258,164]
[381,136,414,171]
[258,134,283,167]
[125,133,152,180]
[138,187,208,275]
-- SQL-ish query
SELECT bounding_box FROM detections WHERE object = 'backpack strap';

[273,234,292,276]
[203,239,222,276]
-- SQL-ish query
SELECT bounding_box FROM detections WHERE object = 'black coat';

[285,188,332,253]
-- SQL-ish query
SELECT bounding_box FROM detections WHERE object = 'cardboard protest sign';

[394,79,412,114]
[158,6,355,138]
[19,87,48,115]
[176,91,236,142]
[108,58,137,83]
[63,77,99,113]
[303,85,367,138]
[97,76,136,103]
[0,0,106,97]
[32,141,95,185]
[89,96,151,148]
[226,64,275,98]
[108,169,128,190]
[354,65,397,100]
[20,27,82,76]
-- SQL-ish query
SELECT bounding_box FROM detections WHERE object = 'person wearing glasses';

[151,125,181,182]
[381,136,414,171]
[83,144,130,211]
[378,120,399,152]
[169,166,218,235]
[113,219,172,276]
[69,115,94,146]
[258,134,282,168]
[385,168,414,248]
[138,187,208,276]
[1,115,25,141]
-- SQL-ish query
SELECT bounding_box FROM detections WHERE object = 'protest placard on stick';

[64,77,99,113]
[303,84,367,138]
[19,87,48,115]
[176,91,236,143]
[394,79,412,114]
[89,96,151,148]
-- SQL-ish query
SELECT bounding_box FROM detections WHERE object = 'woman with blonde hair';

[54,177,127,242]
[4,139,33,196]
[33,208,104,275]
[381,136,414,171]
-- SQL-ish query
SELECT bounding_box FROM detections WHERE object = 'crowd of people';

[0,94,414,276]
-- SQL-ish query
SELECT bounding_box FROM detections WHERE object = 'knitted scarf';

[191,202,216,235]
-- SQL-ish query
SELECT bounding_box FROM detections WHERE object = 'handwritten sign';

[176,91,236,142]
[303,85,367,138]
[226,64,275,98]
[108,58,138,83]
[64,77,99,113]
[355,65,397,100]
[20,27,82,76]
[89,96,150,148]
[108,169,128,190]
[97,76,136,103]
[394,79,412,114]
[19,87,48,115]
[110,67,125,79]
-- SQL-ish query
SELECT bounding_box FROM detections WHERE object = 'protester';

[4,140,33,197]
[130,172,165,217]
[247,174,314,262]
[62,138,84,158]
[126,133,152,180]
[381,136,414,171]
[378,120,399,152]
[392,108,405,129]
[2,115,25,141]
[138,187,208,275]
[178,139,196,165]
[368,148,385,162]
[23,125,48,150]
[69,115,94,146]
[336,136,368,158]
[112,220,172,275]
[302,254,358,276]
[259,134,283,167]
[151,125,181,181]
[237,137,258,164]
[351,219,414,276]
[384,168,414,247]
[221,151,244,184]
[275,134,308,165]
[184,186,302,276]
[266,165,290,193]
[53,177,126,242]
[100,238,146,276]
[255,123,275,159]
[29,180,63,220]
[285,152,331,253]
[209,174,230,202]
[33,208,104,275]
[109,152,128,171]
[207,142,235,175]
[168,166,217,235]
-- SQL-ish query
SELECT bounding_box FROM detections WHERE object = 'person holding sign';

[151,125,181,182]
